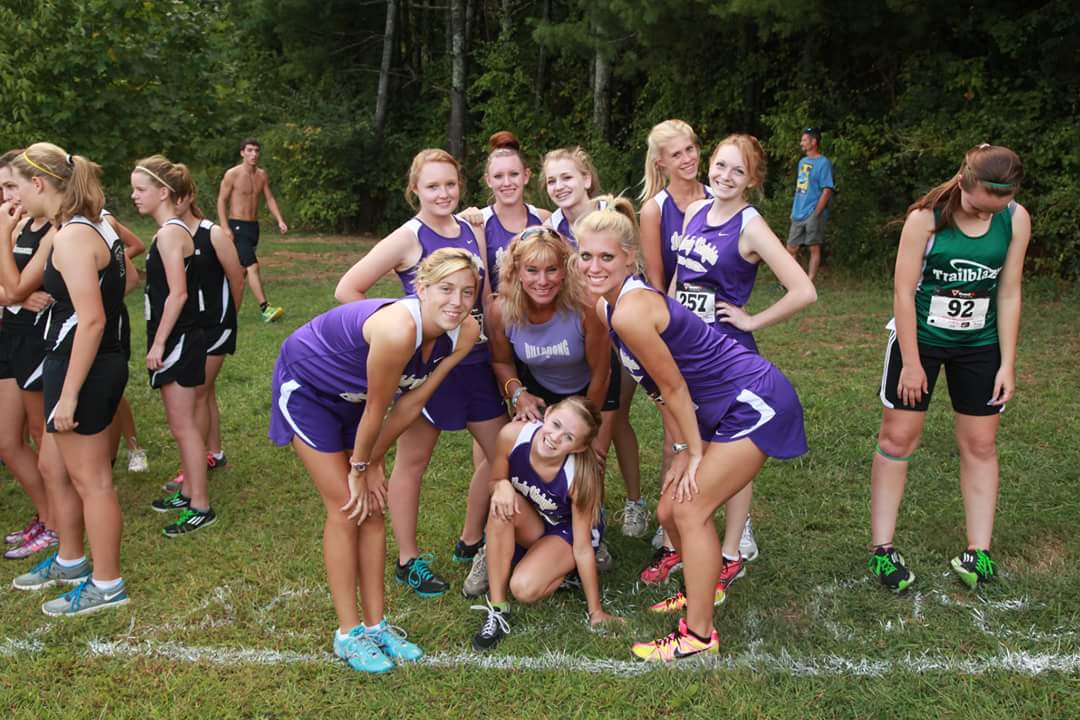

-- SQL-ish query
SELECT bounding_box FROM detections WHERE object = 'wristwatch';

[671,442,689,455]
[350,460,370,473]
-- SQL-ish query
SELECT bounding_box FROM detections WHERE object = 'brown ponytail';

[907,144,1024,231]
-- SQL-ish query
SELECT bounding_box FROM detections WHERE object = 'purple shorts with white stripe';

[269,354,364,453]
[698,365,807,460]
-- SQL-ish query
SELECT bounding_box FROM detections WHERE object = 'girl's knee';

[508,573,544,604]
[957,435,997,463]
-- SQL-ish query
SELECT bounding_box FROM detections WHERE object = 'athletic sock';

[364,618,386,633]
[91,576,123,592]
[211,451,225,461]
[685,625,713,643]
[56,555,87,568]
[722,552,740,562]
[490,601,509,613]
[337,625,362,640]
[260,301,268,312]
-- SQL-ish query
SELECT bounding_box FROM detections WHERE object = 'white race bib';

[927,291,988,331]
[676,287,715,324]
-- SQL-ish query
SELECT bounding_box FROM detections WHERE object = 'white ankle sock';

[56,555,86,568]
[92,576,123,591]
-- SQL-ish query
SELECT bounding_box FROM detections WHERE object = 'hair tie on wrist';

[65,153,74,166]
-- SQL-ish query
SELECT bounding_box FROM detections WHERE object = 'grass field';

[2,229,1078,719]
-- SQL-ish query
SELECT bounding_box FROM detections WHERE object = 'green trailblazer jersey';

[914,204,1014,348]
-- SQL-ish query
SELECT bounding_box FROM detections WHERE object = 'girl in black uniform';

[179,180,243,477]
[6,143,130,615]
[132,156,212,537]
[0,148,57,560]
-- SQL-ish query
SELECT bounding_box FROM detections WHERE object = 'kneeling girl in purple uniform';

[470,397,622,652]
[576,197,808,663]
[271,247,481,673]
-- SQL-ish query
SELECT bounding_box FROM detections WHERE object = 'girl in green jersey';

[867,144,1029,592]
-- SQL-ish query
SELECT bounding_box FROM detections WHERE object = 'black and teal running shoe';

[951,549,996,590]
[452,537,484,565]
[395,553,449,597]
[868,546,915,592]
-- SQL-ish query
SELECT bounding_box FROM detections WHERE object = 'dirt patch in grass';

[1018,532,1070,575]
[277,234,379,246]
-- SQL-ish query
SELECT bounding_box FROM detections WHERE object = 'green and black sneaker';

[868,546,915,592]
[950,548,996,590]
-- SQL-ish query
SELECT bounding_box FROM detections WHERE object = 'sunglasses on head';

[518,226,564,243]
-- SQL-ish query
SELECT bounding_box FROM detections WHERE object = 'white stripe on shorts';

[730,388,776,439]
[278,379,318,448]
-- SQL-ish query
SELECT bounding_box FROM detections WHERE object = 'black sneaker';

[470,601,510,651]
[162,508,217,538]
[868,546,915,592]
[151,491,191,513]
[951,548,996,590]
[395,553,449,597]
[452,537,484,565]
[207,451,228,471]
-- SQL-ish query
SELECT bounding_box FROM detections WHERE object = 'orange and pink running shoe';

[631,617,719,662]
[648,583,725,613]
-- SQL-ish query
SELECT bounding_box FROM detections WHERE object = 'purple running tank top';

[395,216,489,364]
[508,421,576,529]
[279,297,458,403]
[482,204,543,293]
[674,203,761,351]
[653,183,712,292]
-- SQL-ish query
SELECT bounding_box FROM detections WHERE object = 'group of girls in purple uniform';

[0,143,245,616]
[0,125,1031,669]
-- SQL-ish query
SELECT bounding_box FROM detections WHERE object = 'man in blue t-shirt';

[786,127,835,282]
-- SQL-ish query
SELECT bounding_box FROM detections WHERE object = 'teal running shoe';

[42,579,129,616]
[868,546,915,592]
[395,553,449,597]
[333,627,393,673]
[951,549,996,590]
[12,552,91,591]
[368,620,423,662]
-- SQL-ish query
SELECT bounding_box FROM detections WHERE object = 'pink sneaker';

[716,555,747,592]
[161,468,185,493]
[5,516,42,546]
[639,546,683,585]
[4,528,58,560]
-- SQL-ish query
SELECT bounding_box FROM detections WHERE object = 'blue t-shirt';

[790,155,834,221]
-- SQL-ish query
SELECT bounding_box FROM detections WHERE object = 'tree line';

[1,0,1077,276]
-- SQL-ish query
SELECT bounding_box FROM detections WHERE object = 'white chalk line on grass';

[73,638,1080,677]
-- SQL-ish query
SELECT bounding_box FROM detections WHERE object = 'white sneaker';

[462,544,488,598]
[127,449,149,473]
[739,516,759,562]
[620,498,649,538]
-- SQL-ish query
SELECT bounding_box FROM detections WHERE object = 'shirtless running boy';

[217,138,288,322]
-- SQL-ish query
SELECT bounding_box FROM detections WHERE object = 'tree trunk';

[374,0,398,143]
[448,0,466,158]
[500,0,511,36]
[592,45,610,140]
[534,0,550,104]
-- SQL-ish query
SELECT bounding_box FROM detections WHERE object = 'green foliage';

[3,0,1078,274]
